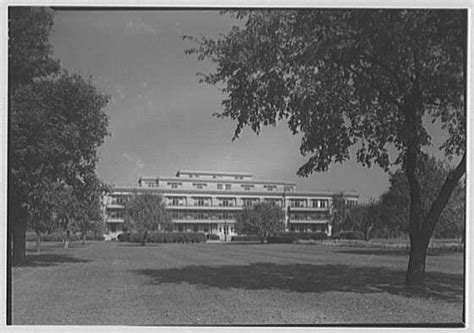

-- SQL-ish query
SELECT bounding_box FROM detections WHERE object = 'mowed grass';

[12,240,464,325]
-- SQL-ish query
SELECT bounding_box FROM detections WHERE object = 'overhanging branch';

[427,152,466,235]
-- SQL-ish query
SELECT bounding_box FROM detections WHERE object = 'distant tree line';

[333,156,465,241]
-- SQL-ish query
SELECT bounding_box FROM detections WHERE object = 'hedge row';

[267,232,328,243]
[26,231,105,242]
[331,231,365,240]
[231,235,262,242]
[118,232,207,243]
[206,234,220,240]
[26,232,81,242]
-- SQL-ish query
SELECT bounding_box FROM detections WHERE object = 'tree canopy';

[124,193,172,245]
[379,156,465,239]
[235,202,284,243]
[186,9,465,174]
[187,9,466,285]
[9,7,110,264]
[8,7,60,90]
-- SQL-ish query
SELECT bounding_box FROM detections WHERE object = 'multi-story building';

[103,170,359,241]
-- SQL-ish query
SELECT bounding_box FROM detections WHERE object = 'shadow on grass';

[134,263,463,303]
[335,248,462,257]
[17,253,90,267]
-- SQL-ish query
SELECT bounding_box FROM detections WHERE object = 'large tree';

[10,69,109,262]
[124,193,172,245]
[187,9,466,285]
[8,7,60,264]
[235,202,284,243]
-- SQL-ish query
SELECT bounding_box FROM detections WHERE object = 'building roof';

[108,185,356,198]
[175,170,254,178]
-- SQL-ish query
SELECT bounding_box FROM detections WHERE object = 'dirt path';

[12,241,464,325]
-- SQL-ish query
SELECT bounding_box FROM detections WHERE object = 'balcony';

[106,217,124,223]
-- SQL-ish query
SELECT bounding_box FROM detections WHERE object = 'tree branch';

[426,152,466,236]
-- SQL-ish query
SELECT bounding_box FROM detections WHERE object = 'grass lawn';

[12,240,464,325]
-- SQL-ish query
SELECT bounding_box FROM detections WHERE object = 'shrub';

[117,232,130,242]
[26,232,81,242]
[267,232,328,243]
[267,235,295,243]
[206,233,220,240]
[118,232,206,244]
[331,231,365,240]
[231,235,261,242]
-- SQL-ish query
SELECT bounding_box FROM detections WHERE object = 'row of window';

[166,197,286,207]
[188,174,244,180]
[289,224,328,233]
[289,212,330,221]
[289,199,329,208]
[175,223,235,234]
[171,211,235,220]
[144,181,295,192]
[108,210,125,219]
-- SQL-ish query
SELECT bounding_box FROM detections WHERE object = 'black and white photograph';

[4,3,470,329]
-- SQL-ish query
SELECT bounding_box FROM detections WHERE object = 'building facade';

[103,170,359,241]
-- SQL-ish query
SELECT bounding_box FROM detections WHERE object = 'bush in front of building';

[206,234,221,241]
[26,231,82,242]
[331,231,365,240]
[118,232,206,244]
[231,235,261,242]
[267,232,328,243]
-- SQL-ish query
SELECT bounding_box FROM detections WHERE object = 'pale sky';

[48,9,455,203]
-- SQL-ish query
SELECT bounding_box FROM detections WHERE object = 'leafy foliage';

[8,7,60,90]
[118,232,206,244]
[187,9,466,284]
[330,193,350,234]
[235,202,284,243]
[342,201,381,240]
[186,9,465,174]
[378,156,465,238]
[9,7,110,261]
[72,173,110,242]
[124,193,173,242]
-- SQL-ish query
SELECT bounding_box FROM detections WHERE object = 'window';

[264,198,281,206]
[290,199,306,208]
[193,183,207,190]
[264,185,277,191]
[195,198,210,207]
[172,198,181,206]
[223,212,233,219]
[225,184,231,190]
[172,212,183,219]
[220,198,234,207]
[320,200,328,208]
[241,184,254,191]
[242,198,254,207]
[217,184,223,190]
[284,186,294,192]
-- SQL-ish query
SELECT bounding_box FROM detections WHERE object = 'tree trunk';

[141,231,148,246]
[405,153,465,286]
[405,230,429,286]
[36,231,41,253]
[12,208,27,266]
[81,232,86,245]
[64,229,70,249]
